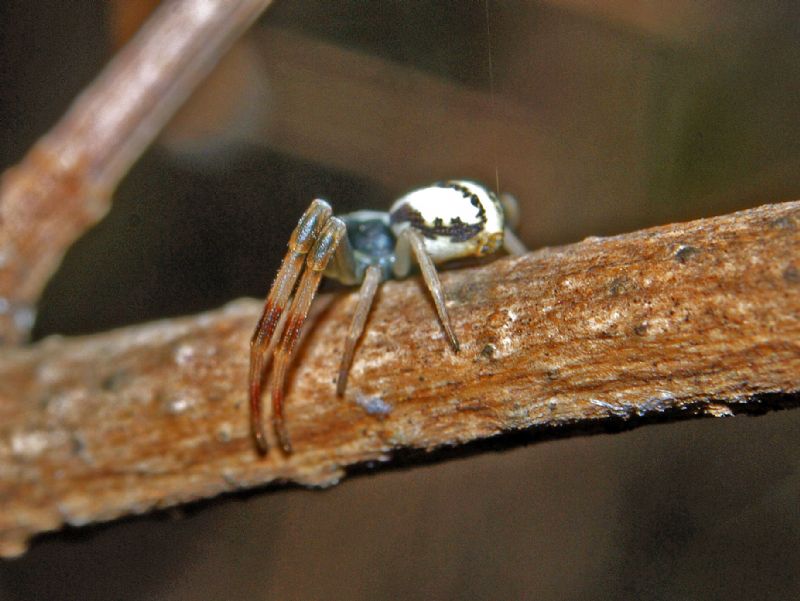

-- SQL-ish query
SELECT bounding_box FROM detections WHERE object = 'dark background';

[1,1,799,599]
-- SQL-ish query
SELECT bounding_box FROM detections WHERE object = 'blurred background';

[1,1,799,599]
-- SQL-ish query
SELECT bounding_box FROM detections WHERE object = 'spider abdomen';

[389,180,505,263]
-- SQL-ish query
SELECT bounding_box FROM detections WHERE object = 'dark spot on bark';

[480,343,496,358]
[769,216,796,230]
[783,265,800,285]
[71,433,85,456]
[609,276,634,296]
[633,322,649,336]
[216,426,232,443]
[101,369,130,391]
[674,245,700,263]
[546,368,559,380]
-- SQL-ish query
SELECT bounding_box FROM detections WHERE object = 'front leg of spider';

[249,200,332,454]
[270,217,347,454]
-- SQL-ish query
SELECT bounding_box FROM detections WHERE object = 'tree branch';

[0,0,273,345]
[1,200,798,557]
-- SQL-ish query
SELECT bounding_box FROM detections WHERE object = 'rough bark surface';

[0,200,798,557]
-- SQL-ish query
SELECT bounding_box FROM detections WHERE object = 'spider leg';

[499,192,520,231]
[249,199,332,453]
[336,263,383,396]
[503,227,527,256]
[323,224,359,285]
[394,228,460,352]
[271,217,347,454]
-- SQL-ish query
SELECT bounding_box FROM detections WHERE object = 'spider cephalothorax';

[249,180,524,454]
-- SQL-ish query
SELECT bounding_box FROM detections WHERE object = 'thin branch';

[1,200,798,557]
[0,0,273,345]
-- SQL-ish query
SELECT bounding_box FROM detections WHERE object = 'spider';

[249,180,525,454]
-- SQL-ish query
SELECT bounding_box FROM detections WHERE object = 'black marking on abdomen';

[390,182,487,242]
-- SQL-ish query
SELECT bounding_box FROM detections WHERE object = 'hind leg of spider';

[393,228,460,352]
[502,227,527,256]
[336,264,382,397]
[271,217,347,454]
[249,199,332,454]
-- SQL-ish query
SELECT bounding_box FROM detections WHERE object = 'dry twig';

[0,0,273,345]
[0,200,798,557]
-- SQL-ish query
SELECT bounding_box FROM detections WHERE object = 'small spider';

[249,180,525,454]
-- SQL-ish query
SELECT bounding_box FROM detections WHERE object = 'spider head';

[338,210,396,281]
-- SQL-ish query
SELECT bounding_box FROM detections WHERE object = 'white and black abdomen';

[389,180,505,263]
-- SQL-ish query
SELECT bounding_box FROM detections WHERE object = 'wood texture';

[1,200,798,557]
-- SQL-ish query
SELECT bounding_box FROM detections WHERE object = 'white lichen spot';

[590,398,630,417]
[174,343,196,366]
[590,398,614,410]
[12,303,35,332]
[642,316,673,336]
[56,499,92,527]
[495,334,515,356]
[11,430,54,459]
[37,362,66,386]
[585,309,622,334]
[354,392,393,417]
[47,388,88,418]
[221,469,243,488]
[483,306,522,359]
[429,331,445,343]
[656,389,675,401]
[163,393,197,415]
[506,400,530,423]
[0,298,36,335]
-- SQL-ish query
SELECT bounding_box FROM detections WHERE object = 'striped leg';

[249,200,332,454]
[271,217,347,454]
